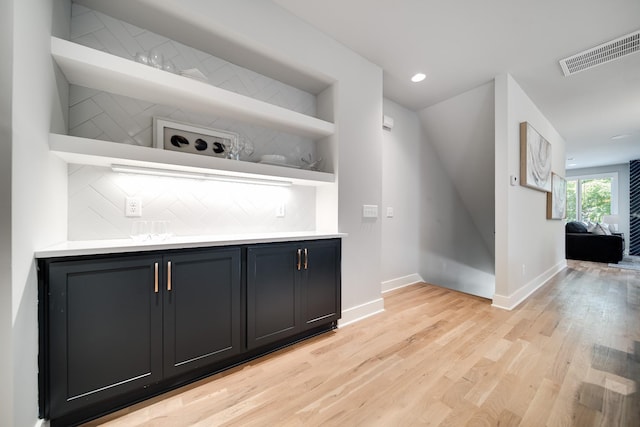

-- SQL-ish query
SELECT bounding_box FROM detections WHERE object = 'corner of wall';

[494,73,567,302]
[338,297,384,327]
[492,259,566,310]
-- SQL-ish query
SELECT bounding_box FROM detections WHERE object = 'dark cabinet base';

[39,239,341,427]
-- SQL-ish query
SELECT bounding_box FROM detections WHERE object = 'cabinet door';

[301,239,341,329]
[48,256,163,419]
[163,248,242,377]
[247,243,300,349]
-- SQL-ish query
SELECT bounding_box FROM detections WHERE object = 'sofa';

[565,221,624,264]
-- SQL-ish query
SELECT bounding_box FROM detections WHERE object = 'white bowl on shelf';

[260,154,286,164]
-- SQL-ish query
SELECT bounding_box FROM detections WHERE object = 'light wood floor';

[85,260,639,426]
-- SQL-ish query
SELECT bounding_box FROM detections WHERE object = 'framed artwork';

[520,122,552,192]
[547,173,567,220]
[153,117,238,159]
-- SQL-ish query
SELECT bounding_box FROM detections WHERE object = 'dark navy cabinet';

[162,248,242,377]
[247,239,341,349]
[39,239,339,426]
[46,255,164,420]
[300,239,341,329]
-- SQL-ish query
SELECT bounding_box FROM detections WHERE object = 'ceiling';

[273,0,640,170]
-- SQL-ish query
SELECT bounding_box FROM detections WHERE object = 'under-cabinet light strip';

[111,164,292,187]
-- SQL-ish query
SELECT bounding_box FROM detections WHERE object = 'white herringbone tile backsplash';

[68,165,316,240]
[68,3,318,166]
[66,4,321,240]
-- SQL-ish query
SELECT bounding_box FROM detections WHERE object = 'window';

[566,173,618,223]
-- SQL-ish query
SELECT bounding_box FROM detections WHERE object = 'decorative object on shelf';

[547,173,567,219]
[520,122,552,192]
[257,154,301,168]
[180,68,208,82]
[134,50,176,74]
[301,153,323,171]
[261,154,286,164]
[153,118,238,159]
[228,138,254,161]
[129,220,172,241]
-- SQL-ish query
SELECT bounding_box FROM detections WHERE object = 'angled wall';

[419,82,495,258]
[416,83,495,299]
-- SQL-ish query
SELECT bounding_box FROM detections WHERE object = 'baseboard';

[381,273,424,293]
[338,297,384,327]
[34,419,49,427]
[492,260,567,310]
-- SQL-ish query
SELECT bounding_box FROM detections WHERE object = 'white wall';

[12,0,69,425]
[1,0,14,423]
[381,99,421,291]
[494,73,566,309]
[419,83,495,258]
[566,163,630,246]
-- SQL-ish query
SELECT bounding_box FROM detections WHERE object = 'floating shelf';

[50,134,334,186]
[51,37,335,139]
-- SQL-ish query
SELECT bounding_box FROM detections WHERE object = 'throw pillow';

[565,221,588,233]
[591,223,607,235]
[601,223,614,235]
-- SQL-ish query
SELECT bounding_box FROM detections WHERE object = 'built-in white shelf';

[50,134,334,186]
[51,37,335,139]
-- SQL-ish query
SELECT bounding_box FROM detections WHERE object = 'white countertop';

[36,231,346,258]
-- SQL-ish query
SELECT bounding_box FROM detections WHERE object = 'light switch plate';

[362,204,378,218]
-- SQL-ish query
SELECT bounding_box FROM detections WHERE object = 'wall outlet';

[125,197,142,217]
[276,203,286,218]
[362,204,378,218]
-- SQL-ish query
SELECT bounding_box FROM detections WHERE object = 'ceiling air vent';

[559,30,640,76]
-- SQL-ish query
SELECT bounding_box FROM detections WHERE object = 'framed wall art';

[520,122,552,192]
[153,117,238,159]
[547,173,567,220]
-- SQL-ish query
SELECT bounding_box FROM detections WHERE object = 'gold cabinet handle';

[304,248,308,270]
[167,261,172,291]
[297,248,302,271]
[154,262,159,293]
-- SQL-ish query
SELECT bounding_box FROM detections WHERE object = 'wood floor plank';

[84,260,640,426]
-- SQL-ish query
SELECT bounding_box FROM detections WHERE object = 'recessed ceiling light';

[611,134,631,140]
[411,73,426,83]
